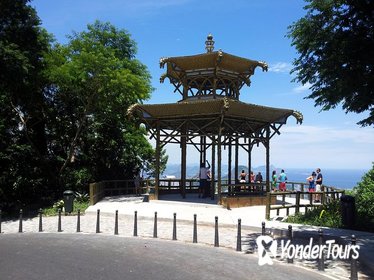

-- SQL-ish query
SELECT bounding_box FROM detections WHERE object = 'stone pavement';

[1,195,373,279]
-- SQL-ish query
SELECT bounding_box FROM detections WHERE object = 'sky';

[32,0,374,170]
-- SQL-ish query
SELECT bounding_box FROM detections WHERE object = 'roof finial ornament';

[205,33,214,53]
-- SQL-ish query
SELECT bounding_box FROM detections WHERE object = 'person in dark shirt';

[315,168,323,202]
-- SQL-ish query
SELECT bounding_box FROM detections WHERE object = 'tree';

[353,163,374,226]
[0,0,52,211]
[288,0,374,126]
[44,21,165,189]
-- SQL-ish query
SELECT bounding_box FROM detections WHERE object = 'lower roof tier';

[128,98,303,136]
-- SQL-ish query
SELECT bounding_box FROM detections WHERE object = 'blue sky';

[33,0,373,170]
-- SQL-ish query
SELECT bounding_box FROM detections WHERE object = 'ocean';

[163,164,368,190]
[280,168,367,190]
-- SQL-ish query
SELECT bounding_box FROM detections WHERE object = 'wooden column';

[181,125,187,199]
[248,138,252,181]
[235,137,239,184]
[228,139,232,185]
[265,127,270,193]
[211,136,216,200]
[155,123,161,200]
[217,134,222,201]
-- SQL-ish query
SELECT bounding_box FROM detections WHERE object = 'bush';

[351,163,374,230]
[286,200,342,228]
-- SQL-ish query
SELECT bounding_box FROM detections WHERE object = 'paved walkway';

[1,195,373,279]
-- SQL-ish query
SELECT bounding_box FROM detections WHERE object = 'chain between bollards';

[153,212,157,238]
[133,211,138,237]
[76,209,81,232]
[58,209,62,232]
[261,221,265,235]
[172,213,177,240]
[38,208,43,232]
[114,210,119,235]
[214,216,219,247]
[287,225,293,263]
[193,214,197,243]
[236,219,241,251]
[350,235,358,280]
[318,229,324,271]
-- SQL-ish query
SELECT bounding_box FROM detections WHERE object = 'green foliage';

[288,0,374,126]
[74,191,89,203]
[44,199,89,216]
[286,200,342,228]
[352,163,374,227]
[0,10,166,214]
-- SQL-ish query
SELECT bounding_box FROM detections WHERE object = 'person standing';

[315,168,323,202]
[278,169,288,191]
[199,160,210,198]
[307,171,316,192]
[271,170,277,191]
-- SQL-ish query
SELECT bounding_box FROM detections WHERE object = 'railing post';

[318,229,325,271]
[38,208,43,232]
[133,211,138,237]
[77,209,81,232]
[18,209,23,233]
[214,216,219,247]
[287,225,293,263]
[153,212,157,238]
[96,209,100,233]
[295,191,300,214]
[114,210,119,235]
[350,235,358,280]
[58,209,62,232]
[236,219,242,252]
[172,213,177,240]
[193,214,197,243]
[265,192,271,220]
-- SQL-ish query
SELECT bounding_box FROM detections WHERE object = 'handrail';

[265,189,345,220]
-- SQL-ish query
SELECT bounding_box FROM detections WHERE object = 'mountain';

[163,164,277,179]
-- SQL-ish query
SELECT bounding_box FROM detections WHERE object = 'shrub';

[352,163,374,230]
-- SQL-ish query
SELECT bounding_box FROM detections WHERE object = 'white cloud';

[268,62,292,73]
[293,82,311,93]
[149,125,374,169]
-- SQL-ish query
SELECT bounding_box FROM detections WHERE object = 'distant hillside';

[163,164,276,179]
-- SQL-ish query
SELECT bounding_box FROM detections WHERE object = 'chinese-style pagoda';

[128,34,302,206]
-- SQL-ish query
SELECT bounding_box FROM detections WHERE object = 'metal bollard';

[153,212,157,238]
[38,208,43,232]
[193,214,197,243]
[350,235,358,280]
[172,213,177,240]
[19,209,23,233]
[318,229,324,271]
[214,216,219,247]
[58,209,62,232]
[261,221,265,235]
[236,219,242,251]
[114,210,119,235]
[96,209,100,233]
[133,211,138,237]
[287,225,293,263]
[0,209,2,233]
[77,209,81,232]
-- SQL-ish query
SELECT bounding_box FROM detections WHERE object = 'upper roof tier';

[159,34,268,101]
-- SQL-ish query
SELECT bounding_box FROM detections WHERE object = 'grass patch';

[285,200,342,228]
[43,200,90,216]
